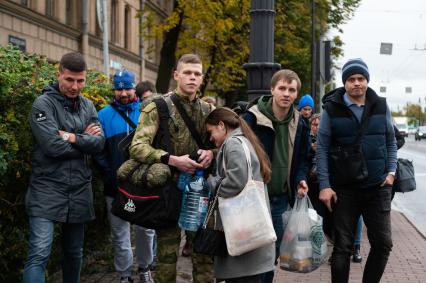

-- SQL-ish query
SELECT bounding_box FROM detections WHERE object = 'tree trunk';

[155,0,183,93]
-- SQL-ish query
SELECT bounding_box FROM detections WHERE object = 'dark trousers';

[331,185,393,283]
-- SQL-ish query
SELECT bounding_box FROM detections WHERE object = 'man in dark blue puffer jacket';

[317,58,397,283]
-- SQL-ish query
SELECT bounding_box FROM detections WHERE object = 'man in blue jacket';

[23,52,105,283]
[317,58,397,283]
[243,69,310,283]
[95,70,155,283]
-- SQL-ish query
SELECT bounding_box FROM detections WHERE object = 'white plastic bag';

[218,137,276,256]
[279,196,327,273]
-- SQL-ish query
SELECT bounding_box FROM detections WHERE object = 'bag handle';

[234,136,253,180]
[221,136,253,180]
[201,190,220,229]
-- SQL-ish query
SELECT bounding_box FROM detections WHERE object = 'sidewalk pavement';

[81,210,426,282]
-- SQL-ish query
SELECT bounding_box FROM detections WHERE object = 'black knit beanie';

[342,58,370,84]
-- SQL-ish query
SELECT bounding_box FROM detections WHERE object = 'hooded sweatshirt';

[258,96,294,195]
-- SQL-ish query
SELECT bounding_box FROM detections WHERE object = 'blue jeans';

[261,194,289,283]
[23,217,85,283]
[105,197,156,276]
[354,216,363,246]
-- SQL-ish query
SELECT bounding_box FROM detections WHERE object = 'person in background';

[243,69,310,283]
[95,70,155,283]
[206,107,275,283]
[23,52,105,283]
[136,80,156,102]
[317,58,397,283]
[298,94,314,119]
[202,96,217,107]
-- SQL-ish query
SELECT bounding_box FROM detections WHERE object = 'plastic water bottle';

[178,169,210,232]
[177,172,192,191]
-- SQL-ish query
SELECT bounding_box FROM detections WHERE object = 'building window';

[45,0,55,17]
[124,5,131,49]
[111,0,118,43]
[21,0,29,7]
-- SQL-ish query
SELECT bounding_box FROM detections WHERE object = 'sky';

[333,0,426,112]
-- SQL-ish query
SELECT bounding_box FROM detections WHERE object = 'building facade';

[0,0,172,83]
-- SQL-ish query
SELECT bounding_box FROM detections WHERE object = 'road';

[392,135,426,235]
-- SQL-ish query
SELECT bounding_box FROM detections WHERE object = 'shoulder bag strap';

[111,103,137,129]
[170,94,204,149]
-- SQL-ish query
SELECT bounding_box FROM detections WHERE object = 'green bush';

[0,45,113,281]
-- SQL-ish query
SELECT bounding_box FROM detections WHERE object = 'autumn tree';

[142,0,360,99]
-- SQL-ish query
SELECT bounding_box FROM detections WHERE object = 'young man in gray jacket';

[23,52,105,283]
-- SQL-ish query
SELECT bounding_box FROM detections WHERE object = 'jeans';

[331,185,392,283]
[23,217,85,283]
[354,216,363,246]
[261,194,289,283]
[105,197,156,277]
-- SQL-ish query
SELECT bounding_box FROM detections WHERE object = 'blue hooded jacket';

[95,98,140,197]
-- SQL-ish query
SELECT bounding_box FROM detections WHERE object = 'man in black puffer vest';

[316,58,397,283]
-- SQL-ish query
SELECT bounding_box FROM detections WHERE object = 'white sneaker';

[139,270,154,283]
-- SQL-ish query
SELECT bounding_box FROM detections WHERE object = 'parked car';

[408,126,418,135]
[415,126,426,141]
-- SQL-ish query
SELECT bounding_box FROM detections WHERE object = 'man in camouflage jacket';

[129,54,214,283]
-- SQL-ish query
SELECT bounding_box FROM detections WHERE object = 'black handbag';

[111,98,182,230]
[193,187,228,257]
[393,158,416,193]
[111,180,182,230]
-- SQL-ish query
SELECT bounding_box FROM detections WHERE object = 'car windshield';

[419,126,426,133]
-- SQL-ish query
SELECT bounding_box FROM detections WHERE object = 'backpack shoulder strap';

[153,98,172,154]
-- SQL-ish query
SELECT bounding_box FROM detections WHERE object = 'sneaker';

[139,270,154,283]
[352,244,362,263]
[119,276,134,283]
[181,240,192,257]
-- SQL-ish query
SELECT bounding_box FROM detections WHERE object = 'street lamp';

[243,0,281,101]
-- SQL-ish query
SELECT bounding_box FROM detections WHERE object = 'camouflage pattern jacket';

[129,90,213,165]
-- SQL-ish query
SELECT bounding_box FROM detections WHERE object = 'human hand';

[297,180,309,197]
[197,149,214,169]
[319,187,337,212]
[84,123,102,136]
[381,174,395,186]
[169,154,202,174]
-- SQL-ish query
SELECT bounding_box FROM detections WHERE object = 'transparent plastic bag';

[279,196,327,273]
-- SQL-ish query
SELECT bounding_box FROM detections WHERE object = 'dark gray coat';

[26,84,105,223]
[212,128,275,279]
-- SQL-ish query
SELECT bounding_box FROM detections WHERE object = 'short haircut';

[176,53,202,70]
[59,52,87,73]
[135,81,156,98]
[270,69,301,91]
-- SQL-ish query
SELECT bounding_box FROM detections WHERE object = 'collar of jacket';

[322,86,380,107]
[172,89,200,103]
[44,83,82,111]
[248,96,300,132]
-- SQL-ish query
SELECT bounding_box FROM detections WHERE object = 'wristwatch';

[62,132,70,142]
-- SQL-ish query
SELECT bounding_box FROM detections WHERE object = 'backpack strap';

[153,98,173,154]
